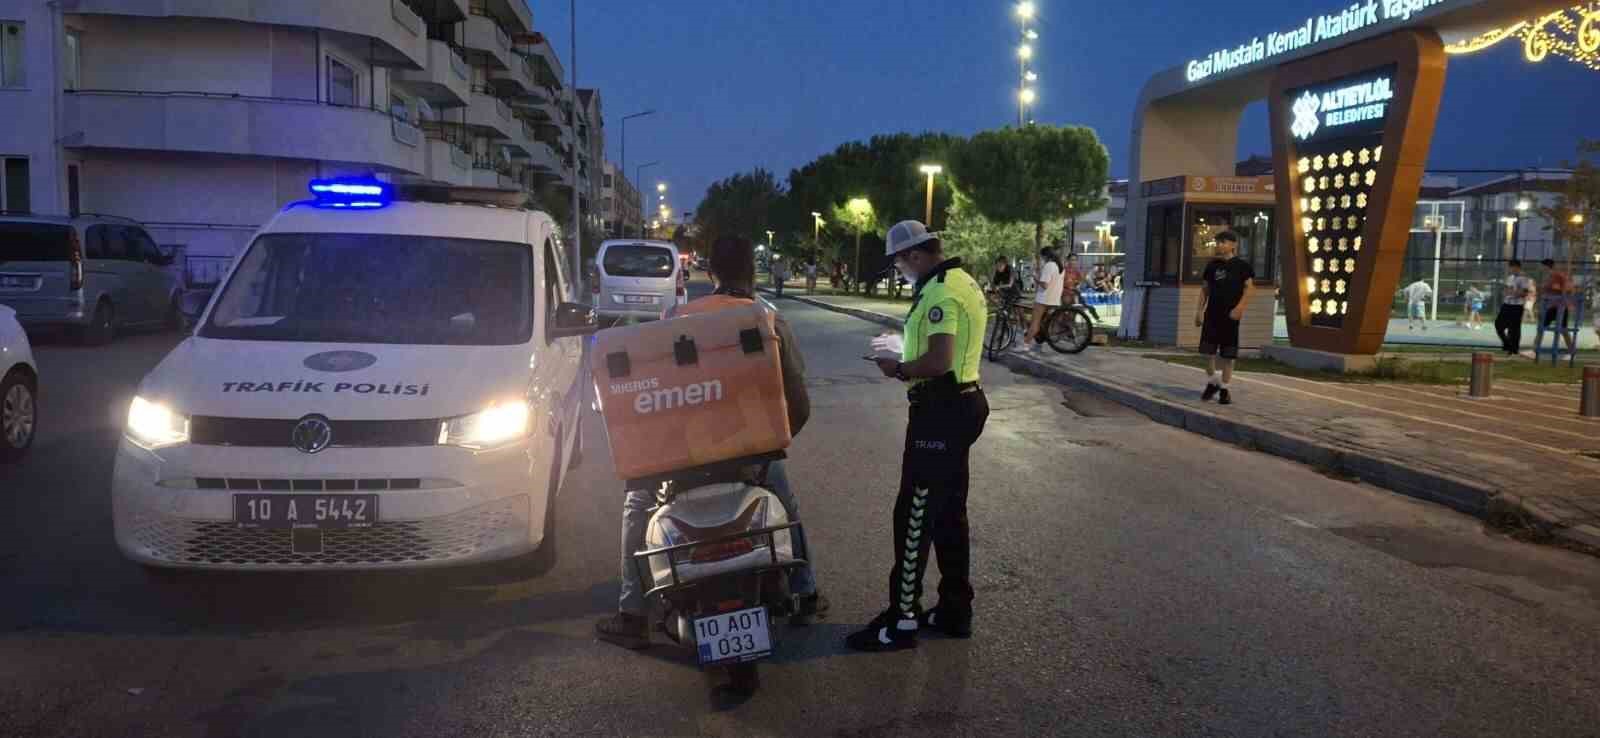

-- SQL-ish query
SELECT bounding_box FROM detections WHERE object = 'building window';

[390,89,410,122]
[326,56,359,107]
[66,164,79,216]
[603,173,613,188]
[62,29,80,90]
[1,157,28,212]
[1144,204,1183,283]
[1,22,23,88]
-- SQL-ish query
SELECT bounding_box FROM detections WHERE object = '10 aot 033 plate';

[694,606,772,666]
[233,494,379,530]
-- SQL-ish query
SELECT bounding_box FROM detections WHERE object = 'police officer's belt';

[907,374,980,403]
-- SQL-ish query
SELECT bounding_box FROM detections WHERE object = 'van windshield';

[200,233,533,345]
[0,223,74,261]
[603,243,675,278]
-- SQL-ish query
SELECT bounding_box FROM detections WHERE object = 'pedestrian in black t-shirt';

[1194,231,1254,405]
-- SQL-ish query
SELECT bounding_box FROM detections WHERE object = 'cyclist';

[1022,246,1064,352]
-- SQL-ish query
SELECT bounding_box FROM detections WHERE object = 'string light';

[1445,5,1600,70]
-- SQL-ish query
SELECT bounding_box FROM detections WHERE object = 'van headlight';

[438,401,532,449]
[126,396,190,449]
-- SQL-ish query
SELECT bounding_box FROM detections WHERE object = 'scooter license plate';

[693,606,772,666]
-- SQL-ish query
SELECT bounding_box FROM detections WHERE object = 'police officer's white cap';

[885,220,939,257]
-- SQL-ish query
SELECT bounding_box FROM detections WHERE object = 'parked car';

[113,178,596,571]
[594,239,683,323]
[0,214,183,345]
[1,304,37,461]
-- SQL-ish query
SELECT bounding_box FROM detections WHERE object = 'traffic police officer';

[848,220,990,652]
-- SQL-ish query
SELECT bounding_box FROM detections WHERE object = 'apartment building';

[600,160,641,237]
[0,0,586,261]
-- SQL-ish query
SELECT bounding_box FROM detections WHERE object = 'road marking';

[1282,515,1320,529]
[1354,382,1599,427]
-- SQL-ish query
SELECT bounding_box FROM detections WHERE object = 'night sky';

[538,0,1599,214]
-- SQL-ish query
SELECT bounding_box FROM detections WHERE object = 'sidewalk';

[766,288,1600,550]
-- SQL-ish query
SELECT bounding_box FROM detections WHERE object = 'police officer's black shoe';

[845,609,919,652]
[595,612,650,650]
[1217,388,1233,406]
[918,605,973,638]
[1201,382,1220,402]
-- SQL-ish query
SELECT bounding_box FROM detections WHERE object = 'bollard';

[1582,365,1600,418]
[1469,352,1493,399]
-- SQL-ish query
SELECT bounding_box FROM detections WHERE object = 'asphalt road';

[3,279,1600,737]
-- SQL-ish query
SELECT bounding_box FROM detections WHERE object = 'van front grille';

[189,417,441,448]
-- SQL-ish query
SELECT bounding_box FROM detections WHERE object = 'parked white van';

[112,179,597,571]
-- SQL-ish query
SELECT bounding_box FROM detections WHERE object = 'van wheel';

[0,369,37,462]
[80,301,114,346]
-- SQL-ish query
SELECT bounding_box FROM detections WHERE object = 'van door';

[86,225,141,322]
[599,242,677,311]
[126,227,174,321]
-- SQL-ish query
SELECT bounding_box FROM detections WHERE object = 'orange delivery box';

[591,300,792,480]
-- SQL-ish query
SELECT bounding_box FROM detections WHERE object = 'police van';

[113,178,597,571]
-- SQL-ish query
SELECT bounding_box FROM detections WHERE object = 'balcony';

[424,137,472,186]
[470,158,515,189]
[465,88,515,140]
[463,14,512,70]
[487,54,537,96]
[394,40,470,108]
[521,36,565,89]
[61,90,425,174]
[71,0,426,69]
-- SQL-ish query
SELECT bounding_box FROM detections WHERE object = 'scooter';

[630,454,809,694]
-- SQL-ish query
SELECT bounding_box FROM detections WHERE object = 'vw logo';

[303,350,378,373]
[291,415,334,454]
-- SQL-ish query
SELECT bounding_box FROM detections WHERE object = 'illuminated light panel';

[1340,301,1350,315]
[1329,259,1342,274]
[1354,236,1363,251]
[1298,157,1312,174]
[1334,174,1346,189]
[1359,148,1372,165]
[1306,277,1318,293]
[1311,198,1323,212]
[1326,196,1338,210]
[1301,197,1310,210]
[1340,195,1353,209]
[1320,279,1332,293]
[1304,177,1317,193]
[1337,237,1349,252]
[1346,216,1359,229]
[1335,279,1347,295]
[1311,299,1324,315]
[1357,193,1368,208]
[1344,258,1357,272]
[1313,155,1325,171]
[1320,176,1330,189]
[1302,217,1315,232]
[1374,146,1383,162]
[1331,218,1342,231]
[1446,1,1600,70]
[1342,151,1355,167]
[1312,258,1325,273]
[1316,217,1327,230]
[1308,237,1320,252]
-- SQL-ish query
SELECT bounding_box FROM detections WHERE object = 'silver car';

[0,214,182,345]
[593,239,683,322]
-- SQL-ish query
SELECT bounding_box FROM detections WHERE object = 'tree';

[950,125,1110,251]
[832,197,877,293]
[940,188,1066,270]
[693,168,785,246]
[1537,139,1599,264]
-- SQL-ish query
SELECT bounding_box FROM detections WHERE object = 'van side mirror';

[549,302,598,339]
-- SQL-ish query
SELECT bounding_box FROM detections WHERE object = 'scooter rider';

[850,221,990,652]
[596,235,828,649]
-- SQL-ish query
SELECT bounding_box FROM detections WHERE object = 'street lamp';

[1024,29,1038,40]
[1025,70,1038,82]
[1017,44,1033,60]
[1020,88,1037,105]
[637,160,660,226]
[617,110,655,235]
[1016,1,1036,20]
[919,164,943,226]
[847,197,873,294]
[658,182,667,193]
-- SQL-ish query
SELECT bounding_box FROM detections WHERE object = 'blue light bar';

[307,177,392,209]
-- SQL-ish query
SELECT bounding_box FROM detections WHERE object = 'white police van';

[112,178,596,571]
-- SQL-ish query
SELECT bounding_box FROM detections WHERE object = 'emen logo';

[632,380,725,415]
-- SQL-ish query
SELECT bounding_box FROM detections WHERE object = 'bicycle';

[986,289,1093,359]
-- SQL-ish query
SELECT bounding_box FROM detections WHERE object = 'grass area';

[1162,354,1592,385]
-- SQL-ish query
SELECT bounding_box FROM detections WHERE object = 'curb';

[766,288,1599,551]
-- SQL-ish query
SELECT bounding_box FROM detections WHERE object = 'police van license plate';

[694,606,772,665]
[233,494,379,529]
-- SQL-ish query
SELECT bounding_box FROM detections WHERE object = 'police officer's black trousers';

[887,387,989,620]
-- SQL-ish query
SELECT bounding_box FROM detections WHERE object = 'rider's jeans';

[618,459,818,615]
